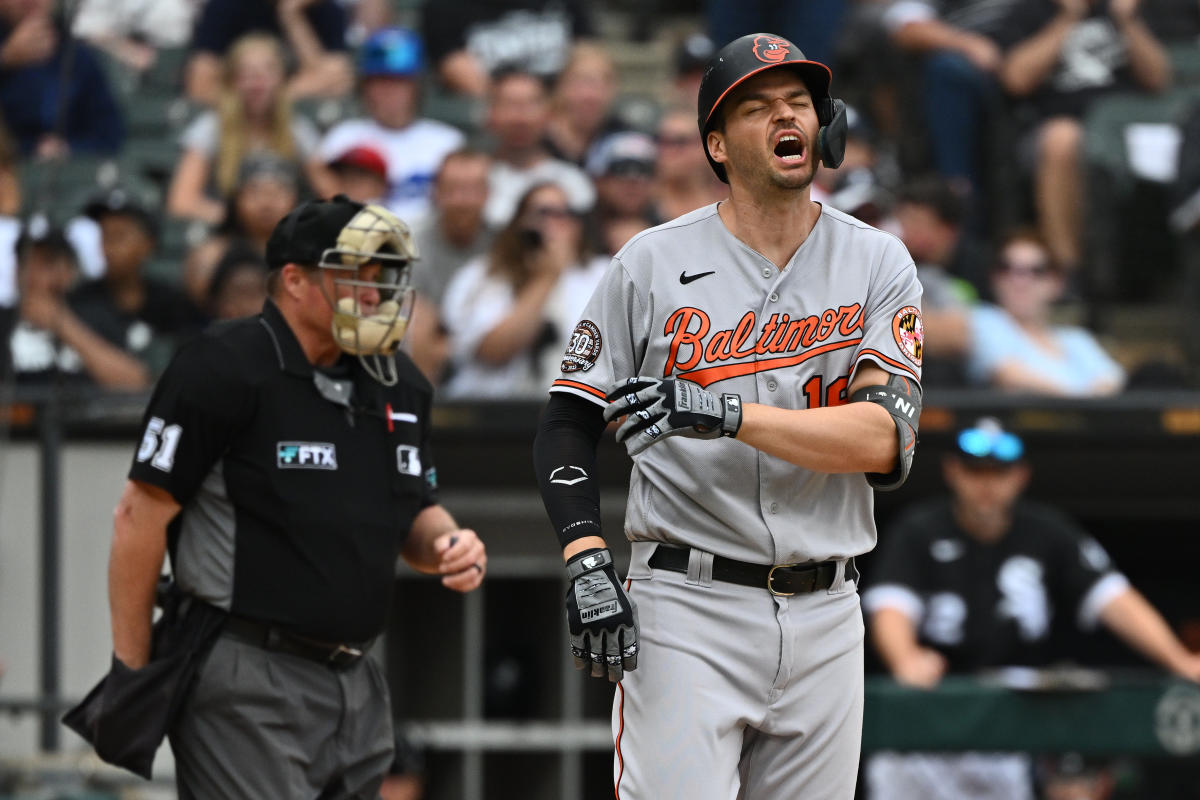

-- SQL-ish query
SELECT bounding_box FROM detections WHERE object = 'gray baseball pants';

[170,632,394,799]
[613,543,865,800]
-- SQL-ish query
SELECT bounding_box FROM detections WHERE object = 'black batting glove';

[564,548,638,683]
[603,376,742,456]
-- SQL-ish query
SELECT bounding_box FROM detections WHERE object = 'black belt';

[221,616,372,669]
[648,546,854,596]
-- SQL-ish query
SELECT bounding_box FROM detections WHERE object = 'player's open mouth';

[773,134,806,164]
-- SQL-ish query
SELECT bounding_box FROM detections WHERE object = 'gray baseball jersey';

[551,202,924,564]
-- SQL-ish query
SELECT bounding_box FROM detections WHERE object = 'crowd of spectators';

[3,0,1200,396]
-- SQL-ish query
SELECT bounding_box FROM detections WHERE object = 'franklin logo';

[581,601,619,621]
[277,442,337,470]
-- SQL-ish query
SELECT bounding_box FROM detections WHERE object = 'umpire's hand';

[564,548,638,682]
[604,376,742,456]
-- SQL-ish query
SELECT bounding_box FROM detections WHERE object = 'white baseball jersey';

[550,202,924,564]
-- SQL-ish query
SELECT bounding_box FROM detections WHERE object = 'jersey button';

[769,502,779,514]
[766,380,778,391]
[768,292,779,302]
[761,267,772,278]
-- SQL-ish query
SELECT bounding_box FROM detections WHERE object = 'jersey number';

[136,416,182,473]
[802,375,850,408]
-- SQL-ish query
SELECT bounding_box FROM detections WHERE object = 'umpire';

[106,196,486,798]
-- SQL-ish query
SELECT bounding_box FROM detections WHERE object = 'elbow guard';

[851,373,921,491]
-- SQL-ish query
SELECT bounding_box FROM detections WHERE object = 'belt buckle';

[328,643,363,667]
[767,563,798,597]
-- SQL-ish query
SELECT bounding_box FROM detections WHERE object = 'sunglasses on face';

[656,134,694,148]
[956,426,1024,463]
[530,206,576,220]
[997,259,1052,279]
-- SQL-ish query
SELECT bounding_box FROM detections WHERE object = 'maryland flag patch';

[892,306,924,367]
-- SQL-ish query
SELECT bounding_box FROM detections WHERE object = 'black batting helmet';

[697,33,847,182]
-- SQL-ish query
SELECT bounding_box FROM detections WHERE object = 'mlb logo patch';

[397,445,421,476]
[277,442,338,470]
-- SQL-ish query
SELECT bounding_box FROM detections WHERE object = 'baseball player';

[533,34,924,799]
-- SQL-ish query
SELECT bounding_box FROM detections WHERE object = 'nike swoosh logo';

[680,270,716,284]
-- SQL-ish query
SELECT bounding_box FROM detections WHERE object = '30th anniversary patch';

[561,320,602,373]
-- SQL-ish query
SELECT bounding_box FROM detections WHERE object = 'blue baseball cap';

[360,27,424,78]
[955,417,1025,465]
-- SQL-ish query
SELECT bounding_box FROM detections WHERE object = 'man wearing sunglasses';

[862,417,1200,799]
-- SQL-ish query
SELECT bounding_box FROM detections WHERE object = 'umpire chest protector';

[129,300,436,643]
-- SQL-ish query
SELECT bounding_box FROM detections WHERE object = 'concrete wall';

[0,441,133,758]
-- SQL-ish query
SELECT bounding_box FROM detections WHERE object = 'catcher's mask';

[268,196,418,386]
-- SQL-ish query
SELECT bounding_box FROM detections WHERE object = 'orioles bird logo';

[752,35,791,64]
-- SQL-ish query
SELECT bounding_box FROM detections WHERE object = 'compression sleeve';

[533,393,607,548]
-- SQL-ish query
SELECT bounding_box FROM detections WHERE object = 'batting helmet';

[697,33,848,182]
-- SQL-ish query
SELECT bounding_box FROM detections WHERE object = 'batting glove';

[564,548,638,683]
[603,377,742,456]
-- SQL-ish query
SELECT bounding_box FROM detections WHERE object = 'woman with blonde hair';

[167,33,333,224]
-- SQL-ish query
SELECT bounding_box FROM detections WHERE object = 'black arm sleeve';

[533,392,607,549]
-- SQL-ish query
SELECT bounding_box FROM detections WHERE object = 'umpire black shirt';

[128,300,437,642]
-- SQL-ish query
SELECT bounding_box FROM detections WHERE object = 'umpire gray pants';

[170,632,394,799]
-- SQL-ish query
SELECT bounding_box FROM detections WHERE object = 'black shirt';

[68,278,203,377]
[421,0,593,79]
[128,300,437,642]
[863,497,1124,672]
[190,0,347,55]
[993,0,1200,120]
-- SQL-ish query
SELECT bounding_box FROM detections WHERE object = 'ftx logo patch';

[277,442,338,470]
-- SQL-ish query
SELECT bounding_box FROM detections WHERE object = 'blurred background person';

[668,32,716,110]
[993,0,1173,274]
[421,0,594,98]
[650,104,726,223]
[881,0,1010,219]
[168,33,330,225]
[319,27,465,222]
[706,0,847,67]
[325,144,389,204]
[7,217,148,389]
[204,244,268,321]
[71,0,197,73]
[967,228,1125,395]
[893,174,979,386]
[0,0,124,159]
[482,67,594,229]
[440,182,603,399]
[585,130,657,255]
[185,0,352,104]
[182,152,299,312]
[862,417,1200,799]
[407,148,493,384]
[544,42,624,166]
[71,188,201,379]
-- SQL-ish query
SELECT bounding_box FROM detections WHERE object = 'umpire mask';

[317,203,418,386]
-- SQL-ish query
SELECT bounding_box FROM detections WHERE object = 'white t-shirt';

[440,254,608,399]
[484,159,595,229]
[319,117,465,223]
[72,0,198,47]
